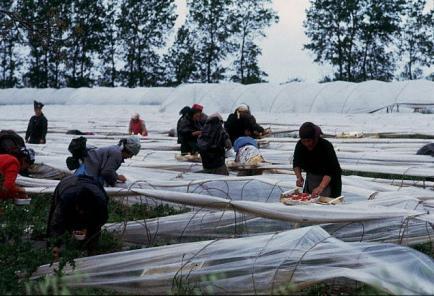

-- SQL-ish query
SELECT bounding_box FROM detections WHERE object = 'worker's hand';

[312,186,324,198]
[296,176,304,188]
[117,175,127,183]
[192,131,202,137]
[52,247,60,261]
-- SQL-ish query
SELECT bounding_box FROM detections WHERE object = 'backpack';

[66,136,88,170]
[0,130,25,155]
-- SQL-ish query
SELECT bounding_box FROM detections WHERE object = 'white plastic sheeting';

[33,226,434,295]
[0,87,174,105]
[2,98,434,293]
[1,80,433,113]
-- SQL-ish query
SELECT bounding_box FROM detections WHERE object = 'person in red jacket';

[0,148,35,200]
[128,113,148,136]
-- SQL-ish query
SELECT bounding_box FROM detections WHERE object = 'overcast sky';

[174,0,331,83]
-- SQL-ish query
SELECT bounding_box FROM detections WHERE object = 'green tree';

[398,0,433,80]
[163,25,197,85]
[65,0,106,87]
[97,0,119,87]
[304,0,404,82]
[0,1,22,88]
[117,0,177,87]
[19,0,71,88]
[186,0,237,83]
[230,0,278,84]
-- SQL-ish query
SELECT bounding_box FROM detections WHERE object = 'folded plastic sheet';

[33,226,434,295]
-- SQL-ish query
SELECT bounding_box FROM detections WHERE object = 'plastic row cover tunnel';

[33,226,434,295]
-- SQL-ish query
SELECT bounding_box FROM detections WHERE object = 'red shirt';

[129,119,147,136]
[0,154,20,199]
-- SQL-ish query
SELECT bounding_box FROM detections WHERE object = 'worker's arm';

[312,175,331,197]
[294,167,304,187]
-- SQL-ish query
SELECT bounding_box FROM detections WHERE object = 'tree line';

[0,0,277,88]
[304,0,433,82]
[0,0,432,88]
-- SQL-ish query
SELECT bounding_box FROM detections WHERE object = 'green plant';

[108,199,189,223]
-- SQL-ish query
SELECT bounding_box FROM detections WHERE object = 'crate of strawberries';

[280,189,315,205]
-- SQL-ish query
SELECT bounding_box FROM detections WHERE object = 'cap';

[191,104,203,112]
[34,100,44,109]
[123,136,141,155]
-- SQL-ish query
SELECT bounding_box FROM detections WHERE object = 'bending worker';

[74,136,141,186]
[47,175,109,257]
[0,147,35,200]
[293,122,342,198]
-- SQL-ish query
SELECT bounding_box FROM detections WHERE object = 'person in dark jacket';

[177,106,191,143]
[74,136,141,186]
[293,122,342,198]
[25,100,48,144]
[47,175,109,257]
[197,113,232,175]
[224,104,265,144]
[177,104,207,155]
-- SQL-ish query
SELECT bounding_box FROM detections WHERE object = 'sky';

[174,0,331,83]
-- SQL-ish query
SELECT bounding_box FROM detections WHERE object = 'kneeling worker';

[293,122,341,198]
[47,175,109,257]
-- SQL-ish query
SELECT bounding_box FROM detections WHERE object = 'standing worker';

[26,100,48,144]
[293,122,342,198]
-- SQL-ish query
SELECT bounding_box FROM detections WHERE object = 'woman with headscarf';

[197,113,232,175]
[224,104,265,144]
[128,113,148,136]
[292,122,341,198]
[177,104,207,155]
[74,136,141,186]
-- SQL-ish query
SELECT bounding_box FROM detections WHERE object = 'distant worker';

[224,104,267,144]
[128,113,148,136]
[47,175,109,257]
[0,147,35,200]
[25,100,48,144]
[73,136,141,186]
[177,104,207,155]
[293,122,342,198]
[197,113,232,175]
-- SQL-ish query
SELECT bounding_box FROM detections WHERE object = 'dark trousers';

[181,141,198,155]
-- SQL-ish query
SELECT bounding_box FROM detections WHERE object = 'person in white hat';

[224,104,267,143]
